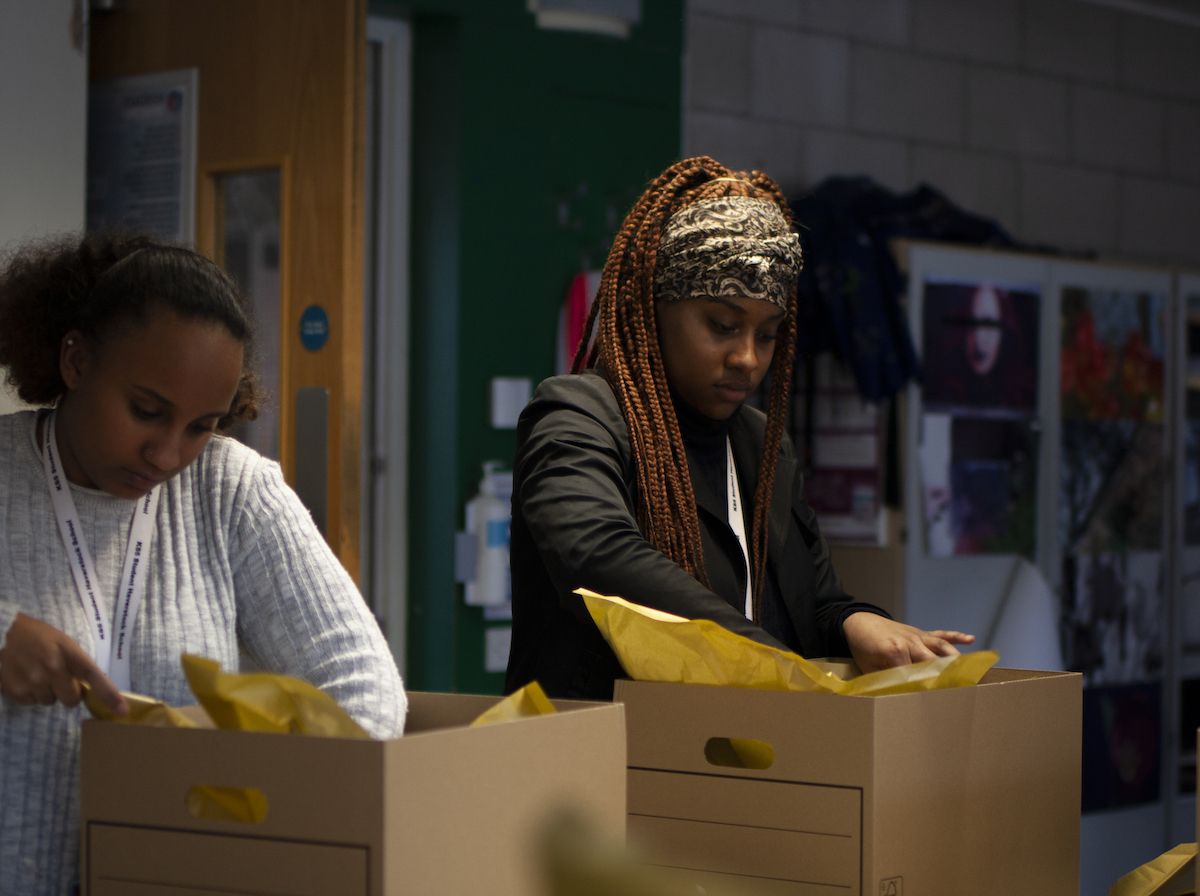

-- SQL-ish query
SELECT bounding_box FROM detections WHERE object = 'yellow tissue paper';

[471,681,558,727]
[1109,843,1197,896]
[181,654,369,739]
[187,784,270,825]
[81,681,197,728]
[579,589,998,696]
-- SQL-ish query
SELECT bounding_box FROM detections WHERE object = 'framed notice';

[87,68,198,246]
[795,354,885,546]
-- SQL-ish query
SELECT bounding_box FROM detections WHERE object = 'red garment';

[555,271,602,375]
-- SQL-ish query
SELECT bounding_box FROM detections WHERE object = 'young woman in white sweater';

[0,234,406,895]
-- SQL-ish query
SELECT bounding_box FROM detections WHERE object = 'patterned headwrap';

[653,195,803,309]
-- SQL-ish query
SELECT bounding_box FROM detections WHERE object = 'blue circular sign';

[299,305,329,352]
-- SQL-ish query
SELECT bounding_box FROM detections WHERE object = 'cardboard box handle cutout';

[187,785,269,824]
[704,737,774,770]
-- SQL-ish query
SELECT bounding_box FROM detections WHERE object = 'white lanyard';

[41,410,160,691]
[726,436,753,620]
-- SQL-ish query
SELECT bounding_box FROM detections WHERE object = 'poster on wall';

[919,277,1041,556]
[86,68,198,246]
[1057,284,1168,812]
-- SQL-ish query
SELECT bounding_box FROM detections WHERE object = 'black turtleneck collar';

[671,386,737,450]
[672,386,740,512]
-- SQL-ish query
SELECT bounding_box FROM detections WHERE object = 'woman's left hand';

[842,611,975,673]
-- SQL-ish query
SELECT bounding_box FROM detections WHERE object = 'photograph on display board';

[1060,420,1165,560]
[921,278,1040,417]
[802,467,880,542]
[1057,284,1168,813]
[919,414,1037,557]
[1179,293,1200,794]
[1061,549,1164,686]
[1060,286,1165,422]
[1081,682,1161,813]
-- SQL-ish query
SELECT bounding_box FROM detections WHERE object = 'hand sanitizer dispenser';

[464,461,513,607]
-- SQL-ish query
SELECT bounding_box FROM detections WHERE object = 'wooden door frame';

[197,155,295,476]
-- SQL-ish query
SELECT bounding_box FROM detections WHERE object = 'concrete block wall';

[685,0,1200,268]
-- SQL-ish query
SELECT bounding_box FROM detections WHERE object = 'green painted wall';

[378,0,684,693]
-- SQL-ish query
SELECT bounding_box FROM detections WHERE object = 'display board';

[904,242,1181,883]
[903,245,1052,644]
[1046,261,1172,821]
[1175,271,1200,841]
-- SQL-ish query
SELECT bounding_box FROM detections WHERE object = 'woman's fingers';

[0,655,52,705]
[927,630,976,645]
[874,645,907,670]
[843,612,979,671]
[63,645,125,715]
[49,664,84,707]
[904,637,940,664]
[0,613,126,715]
[921,634,962,658]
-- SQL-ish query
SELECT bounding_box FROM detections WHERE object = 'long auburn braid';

[571,157,799,620]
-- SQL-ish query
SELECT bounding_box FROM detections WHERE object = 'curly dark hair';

[0,233,260,430]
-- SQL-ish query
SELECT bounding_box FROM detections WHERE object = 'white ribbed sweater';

[0,411,406,895]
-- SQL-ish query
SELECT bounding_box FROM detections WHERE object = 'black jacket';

[504,370,886,700]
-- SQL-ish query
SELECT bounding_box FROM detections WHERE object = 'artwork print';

[1061,550,1164,686]
[923,415,1038,558]
[1058,284,1168,813]
[1060,287,1165,423]
[1080,682,1161,813]
[922,279,1040,417]
[918,279,1041,557]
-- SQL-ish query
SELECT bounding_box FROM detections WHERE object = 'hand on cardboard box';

[580,588,996,695]
[0,612,127,715]
[843,612,975,673]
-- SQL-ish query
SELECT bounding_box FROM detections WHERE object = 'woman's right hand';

[0,613,127,715]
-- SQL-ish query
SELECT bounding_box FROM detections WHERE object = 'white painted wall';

[0,0,88,414]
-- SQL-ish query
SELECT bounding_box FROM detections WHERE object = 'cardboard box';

[615,667,1081,896]
[81,692,625,895]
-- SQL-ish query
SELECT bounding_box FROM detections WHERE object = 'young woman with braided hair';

[506,157,973,700]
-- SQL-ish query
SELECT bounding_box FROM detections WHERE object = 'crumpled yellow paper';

[82,681,197,728]
[187,784,270,825]
[182,654,369,739]
[579,589,998,696]
[472,681,557,727]
[1109,844,1197,896]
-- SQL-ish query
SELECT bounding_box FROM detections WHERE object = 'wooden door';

[90,0,367,579]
